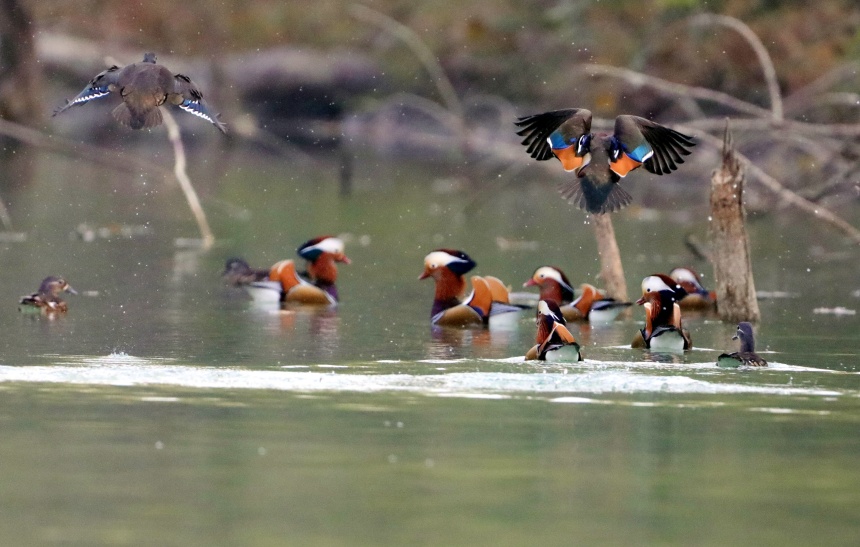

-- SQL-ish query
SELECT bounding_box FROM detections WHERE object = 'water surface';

[0,142,858,545]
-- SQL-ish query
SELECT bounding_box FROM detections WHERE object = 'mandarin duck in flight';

[631,274,692,351]
[525,300,582,361]
[19,276,78,313]
[523,266,631,324]
[420,249,522,327]
[669,266,717,310]
[717,322,768,368]
[515,109,694,214]
[54,52,227,133]
[244,236,350,306]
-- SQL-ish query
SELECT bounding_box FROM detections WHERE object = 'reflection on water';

[427,321,521,361]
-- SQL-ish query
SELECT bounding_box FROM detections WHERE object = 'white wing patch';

[71,89,110,105]
[178,102,216,123]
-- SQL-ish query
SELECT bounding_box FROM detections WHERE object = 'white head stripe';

[424,251,466,267]
[538,300,560,321]
[307,237,345,255]
[669,268,698,284]
[641,275,673,293]
[534,266,563,283]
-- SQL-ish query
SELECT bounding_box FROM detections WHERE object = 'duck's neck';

[740,335,755,353]
[649,295,677,328]
[431,270,466,317]
[308,254,338,285]
[539,280,571,305]
[536,316,553,344]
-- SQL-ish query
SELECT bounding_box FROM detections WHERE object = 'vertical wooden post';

[591,214,628,302]
[709,121,760,323]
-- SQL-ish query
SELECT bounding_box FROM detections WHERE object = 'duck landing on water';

[515,108,694,214]
[54,52,227,133]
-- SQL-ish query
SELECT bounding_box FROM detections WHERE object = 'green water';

[0,142,858,545]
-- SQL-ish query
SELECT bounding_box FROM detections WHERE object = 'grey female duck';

[19,276,78,313]
[717,322,768,368]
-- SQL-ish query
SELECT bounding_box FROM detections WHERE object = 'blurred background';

[2,0,859,222]
[1,4,860,546]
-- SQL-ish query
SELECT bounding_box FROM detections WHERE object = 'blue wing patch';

[53,66,120,117]
[548,132,571,149]
[626,142,653,162]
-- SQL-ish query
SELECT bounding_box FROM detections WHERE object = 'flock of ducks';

[415,248,765,367]
[24,53,767,370]
[17,243,766,368]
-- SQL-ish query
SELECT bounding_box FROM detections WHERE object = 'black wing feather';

[639,122,695,176]
[515,109,583,161]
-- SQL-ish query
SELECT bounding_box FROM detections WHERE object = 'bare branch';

[685,116,860,137]
[162,109,215,250]
[783,61,860,115]
[688,14,783,122]
[575,63,773,118]
[0,118,170,176]
[350,4,463,122]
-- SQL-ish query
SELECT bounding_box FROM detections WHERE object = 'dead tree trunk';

[709,121,760,323]
[592,214,628,302]
[0,0,41,126]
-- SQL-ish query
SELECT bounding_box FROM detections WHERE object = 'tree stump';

[709,121,760,323]
[592,214,628,302]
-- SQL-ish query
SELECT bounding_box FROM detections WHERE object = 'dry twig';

[162,109,215,249]
[688,14,783,121]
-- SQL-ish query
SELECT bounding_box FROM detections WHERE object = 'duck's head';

[732,322,754,341]
[669,267,707,294]
[536,299,565,325]
[733,322,757,352]
[223,257,253,276]
[637,274,686,305]
[142,52,157,64]
[524,266,573,290]
[39,276,77,297]
[419,249,476,281]
[297,236,351,264]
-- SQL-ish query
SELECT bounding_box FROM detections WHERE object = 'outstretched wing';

[53,65,121,116]
[614,116,695,176]
[515,108,592,161]
[169,73,227,134]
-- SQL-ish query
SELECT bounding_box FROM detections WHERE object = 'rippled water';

[0,143,858,545]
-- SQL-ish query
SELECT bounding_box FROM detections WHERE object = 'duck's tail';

[112,103,163,130]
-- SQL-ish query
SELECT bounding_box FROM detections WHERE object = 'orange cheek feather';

[552,146,585,172]
[609,153,642,177]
